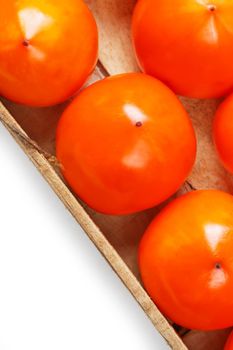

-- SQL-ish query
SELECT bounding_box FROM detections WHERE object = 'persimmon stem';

[215,263,221,269]
[22,39,30,47]
[208,4,216,12]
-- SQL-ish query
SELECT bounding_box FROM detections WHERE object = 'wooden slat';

[88,1,233,349]
[0,99,187,350]
[2,1,231,348]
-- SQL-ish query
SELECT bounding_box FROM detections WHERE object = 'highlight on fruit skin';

[132,0,233,99]
[139,189,233,330]
[56,73,196,215]
[213,93,233,174]
[0,0,98,106]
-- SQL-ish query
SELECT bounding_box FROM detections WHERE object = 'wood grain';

[88,1,233,348]
[87,0,138,74]
[0,100,187,350]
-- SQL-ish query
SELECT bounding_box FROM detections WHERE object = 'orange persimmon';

[139,190,233,330]
[0,0,98,106]
[56,73,196,215]
[132,0,233,99]
[213,93,233,173]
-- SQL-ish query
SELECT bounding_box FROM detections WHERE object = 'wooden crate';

[0,1,232,349]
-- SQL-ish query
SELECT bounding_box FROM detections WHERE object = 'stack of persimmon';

[2,0,233,348]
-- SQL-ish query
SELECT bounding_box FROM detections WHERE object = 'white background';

[0,123,169,350]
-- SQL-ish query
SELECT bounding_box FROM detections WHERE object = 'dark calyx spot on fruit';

[215,262,222,269]
[135,121,142,127]
[207,4,216,12]
[22,39,30,47]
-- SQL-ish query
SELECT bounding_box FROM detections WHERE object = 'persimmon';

[56,73,196,215]
[213,94,233,173]
[132,0,233,99]
[225,331,233,350]
[0,0,98,106]
[139,190,233,330]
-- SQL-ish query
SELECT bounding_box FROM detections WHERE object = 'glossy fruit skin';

[132,0,233,99]
[0,0,98,106]
[139,190,233,330]
[213,94,233,173]
[56,73,196,215]
[225,331,233,350]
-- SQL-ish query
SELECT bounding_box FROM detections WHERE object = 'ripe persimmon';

[56,73,196,215]
[132,0,233,99]
[0,0,98,106]
[213,94,233,173]
[139,190,233,330]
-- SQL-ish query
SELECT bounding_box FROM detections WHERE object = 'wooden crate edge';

[0,102,187,350]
